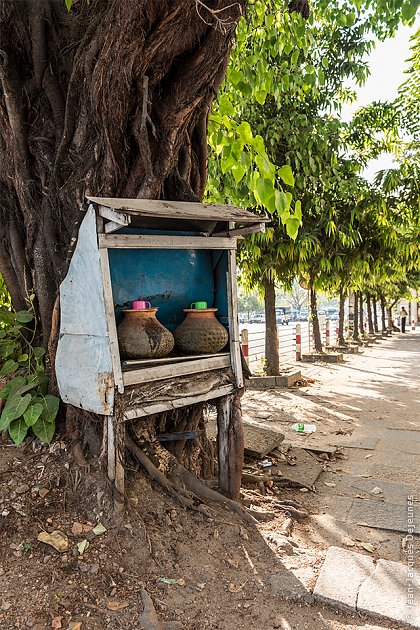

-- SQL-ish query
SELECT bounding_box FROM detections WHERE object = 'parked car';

[299,309,309,321]
[249,313,265,324]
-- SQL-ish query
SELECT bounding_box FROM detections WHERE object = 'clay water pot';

[117,308,174,359]
[174,308,229,355]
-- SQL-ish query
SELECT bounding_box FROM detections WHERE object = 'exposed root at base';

[126,433,256,525]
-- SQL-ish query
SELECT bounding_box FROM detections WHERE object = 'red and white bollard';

[296,324,302,361]
[241,328,249,365]
[325,320,330,346]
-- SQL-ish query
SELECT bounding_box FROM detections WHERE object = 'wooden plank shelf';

[122,352,230,370]
[122,354,231,386]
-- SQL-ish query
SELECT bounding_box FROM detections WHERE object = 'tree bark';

[338,285,346,346]
[366,295,374,335]
[0,0,246,345]
[264,276,280,375]
[372,296,379,332]
[359,292,364,337]
[353,292,359,341]
[310,286,322,353]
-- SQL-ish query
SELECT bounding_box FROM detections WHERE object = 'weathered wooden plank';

[98,205,131,226]
[123,384,235,420]
[98,234,236,250]
[216,391,244,500]
[122,352,229,368]
[104,221,125,234]
[122,355,231,386]
[107,415,116,482]
[87,196,269,224]
[227,248,243,388]
[99,249,124,393]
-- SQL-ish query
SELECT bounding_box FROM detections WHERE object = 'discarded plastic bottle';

[292,423,316,433]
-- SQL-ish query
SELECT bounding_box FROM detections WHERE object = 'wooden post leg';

[216,390,244,500]
[107,415,125,511]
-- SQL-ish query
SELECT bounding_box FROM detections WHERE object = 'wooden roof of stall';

[86,197,269,224]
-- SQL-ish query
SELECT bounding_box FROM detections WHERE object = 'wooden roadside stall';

[55,197,267,508]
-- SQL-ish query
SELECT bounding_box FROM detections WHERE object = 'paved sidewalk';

[242,329,420,628]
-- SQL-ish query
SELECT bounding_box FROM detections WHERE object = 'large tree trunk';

[372,296,379,332]
[353,292,359,341]
[264,276,279,375]
[0,0,245,346]
[310,286,322,353]
[366,295,374,335]
[380,294,387,332]
[338,285,346,346]
[359,292,364,337]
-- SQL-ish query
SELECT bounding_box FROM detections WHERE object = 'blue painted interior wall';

[108,232,229,332]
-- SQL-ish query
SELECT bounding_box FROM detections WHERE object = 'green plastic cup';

[191,301,208,309]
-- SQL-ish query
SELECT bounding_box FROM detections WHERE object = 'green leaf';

[18,354,29,363]
[275,190,292,214]
[278,165,295,187]
[254,178,275,211]
[221,153,236,174]
[40,395,60,423]
[402,0,418,20]
[33,347,46,359]
[65,0,73,11]
[218,95,235,117]
[0,393,32,429]
[231,164,246,183]
[23,403,44,427]
[237,121,253,144]
[294,200,302,222]
[9,418,28,446]
[14,311,34,324]
[255,89,267,105]
[0,359,19,376]
[0,376,26,400]
[32,416,55,443]
[285,217,300,240]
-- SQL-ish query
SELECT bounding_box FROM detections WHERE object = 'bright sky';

[341,19,420,181]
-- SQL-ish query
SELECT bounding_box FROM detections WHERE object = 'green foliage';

[0,299,58,445]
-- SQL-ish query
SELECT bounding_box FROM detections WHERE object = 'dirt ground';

[0,330,418,629]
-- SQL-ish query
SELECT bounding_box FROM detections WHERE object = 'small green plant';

[0,296,59,445]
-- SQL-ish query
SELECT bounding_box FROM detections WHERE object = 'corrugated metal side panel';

[56,206,114,414]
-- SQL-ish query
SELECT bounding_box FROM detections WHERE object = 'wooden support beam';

[216,390,244,500]
[107,415,125,511]
[98,234,236,250]
[98,205,131,226]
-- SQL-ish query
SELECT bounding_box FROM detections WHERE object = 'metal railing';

[240,320,345,368]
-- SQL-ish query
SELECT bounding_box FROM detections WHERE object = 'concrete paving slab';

[242,423,285,458]
[314,547,420,627]
[330,435,379,450]
[333,475,416,505]
[357,558,420,628]
[313,546,375,608]
[273,447,323,489]
[347,498,420,534]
